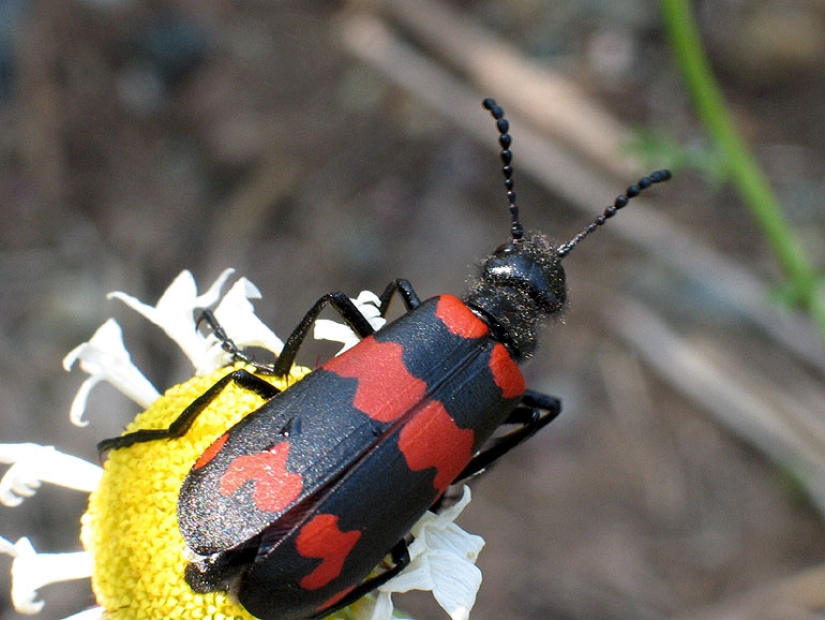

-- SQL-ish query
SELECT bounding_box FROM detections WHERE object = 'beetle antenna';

[556,169,672,258]
[483,98,523,243]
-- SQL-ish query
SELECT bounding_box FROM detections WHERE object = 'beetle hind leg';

[453,389,561,482]
[305,539,411,620]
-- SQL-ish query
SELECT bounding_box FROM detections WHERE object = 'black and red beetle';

[98,99,671,620]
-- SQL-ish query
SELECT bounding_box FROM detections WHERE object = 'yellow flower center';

[81,364,361,620]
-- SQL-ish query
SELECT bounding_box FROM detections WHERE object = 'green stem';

[658,0,825,339]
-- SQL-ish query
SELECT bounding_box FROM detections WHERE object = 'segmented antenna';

[483,98,523,242]
[556,169,672,258]
[484,99,671,255]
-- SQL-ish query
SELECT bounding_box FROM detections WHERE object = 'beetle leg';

[196,309,276,374]
[272,282,422,376]
[96,369,280,457]
[452,389,561,482]
[272,292,380,376]
[378,279,421,314]
[306,539,411,620]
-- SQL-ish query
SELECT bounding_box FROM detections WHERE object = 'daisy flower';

[0,270,484,620]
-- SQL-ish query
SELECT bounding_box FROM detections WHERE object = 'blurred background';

[2,0,825,618]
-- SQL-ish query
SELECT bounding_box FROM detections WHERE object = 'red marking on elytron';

[193,432,229,470]
[324,338,425,423]
[219,442,303,513]
[435,295,488,339]
[489,342,525,398]
[296,514,362,590]
[398,401,475,492]
[316,585,356,613]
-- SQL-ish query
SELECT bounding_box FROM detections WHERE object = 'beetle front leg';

[96,369,280,457]
[197,309,276,374]
[453,389,561,482]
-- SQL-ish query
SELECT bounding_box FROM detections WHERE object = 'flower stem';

[658,0,825,340]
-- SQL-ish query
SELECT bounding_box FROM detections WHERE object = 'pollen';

[80,364,320,620]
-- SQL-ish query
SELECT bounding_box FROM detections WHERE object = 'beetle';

[97,98,671,620]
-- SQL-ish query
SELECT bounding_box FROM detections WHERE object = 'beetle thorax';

[464,232,566,360]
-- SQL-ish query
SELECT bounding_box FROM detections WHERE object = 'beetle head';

[470,98,671,359]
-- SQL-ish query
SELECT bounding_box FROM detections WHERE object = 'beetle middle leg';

[378,279,421,314]
[453,389,561,482]
[96,369,279,457]
[269,292,377,376]
[272,281,422,377]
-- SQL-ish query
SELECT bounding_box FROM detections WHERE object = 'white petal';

[195,277,284,374]
[418,484,474,528]
[313,319,361,350]
[63,319,160,424]
[423,522,484,563]
[379,552,436,593]
[314,291,386,354]
[0,536,93,615]
[428,553,482,620]
[64,374,102,428]
[108,269,235,368]
[378,487,484,620]
[216,278,283,352]
[0,444,102,506]
[353,290,386,331]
